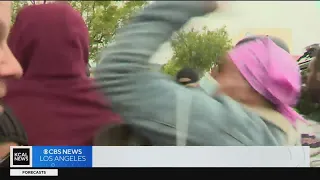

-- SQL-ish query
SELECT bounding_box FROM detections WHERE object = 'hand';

[215,1,230,12]
[203,1,218,12]
[204,1,229,13]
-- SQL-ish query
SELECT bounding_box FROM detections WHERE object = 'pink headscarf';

[228,37,305,127]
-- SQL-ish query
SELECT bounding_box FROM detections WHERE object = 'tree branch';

[94,35,104,43]
[87,1,96,31]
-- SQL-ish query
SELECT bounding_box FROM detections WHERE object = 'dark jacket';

[0,105,28,167]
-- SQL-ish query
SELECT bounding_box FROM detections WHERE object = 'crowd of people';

[0,1,319,167]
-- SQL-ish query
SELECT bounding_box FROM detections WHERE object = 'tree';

[163,26,232,76]
[11,1,32,24]
[68,1,147,64]
[11,1,147,65]
[12,1,46,22]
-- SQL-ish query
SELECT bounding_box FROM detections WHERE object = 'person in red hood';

[3,2,121,146]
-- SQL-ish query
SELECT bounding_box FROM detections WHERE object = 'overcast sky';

[150,1,320,65]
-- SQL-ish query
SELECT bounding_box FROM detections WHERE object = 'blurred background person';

[303,47,320,167]
[176,67,200,88]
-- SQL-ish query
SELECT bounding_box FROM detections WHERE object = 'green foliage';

[163,26,232,76]
[68,1,147,63]
[11,1,31,24]
[162,61,181,76]
[11,1,147,64]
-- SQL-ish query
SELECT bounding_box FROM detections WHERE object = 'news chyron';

[10,146,92,176]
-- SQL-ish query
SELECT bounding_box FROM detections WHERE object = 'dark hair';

[0,106,28,146]
[315,48,320,72]
[236,35,290,53]
[176,68,199,85]
[236,36,259,46]
[93,123,152,146]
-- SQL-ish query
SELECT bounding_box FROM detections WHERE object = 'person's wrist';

[206,1,229,14]
[203,1,218,13]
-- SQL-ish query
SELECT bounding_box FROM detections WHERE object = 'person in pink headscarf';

[230,37,304,125]
[210,37,304,143]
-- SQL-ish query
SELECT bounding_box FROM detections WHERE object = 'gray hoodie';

[94,1,288,146]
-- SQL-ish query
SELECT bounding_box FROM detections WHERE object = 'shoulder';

[188,94,286,145]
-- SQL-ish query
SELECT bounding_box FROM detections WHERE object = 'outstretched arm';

[94,1,216,106]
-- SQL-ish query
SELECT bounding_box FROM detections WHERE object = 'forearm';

[94,2,214,99]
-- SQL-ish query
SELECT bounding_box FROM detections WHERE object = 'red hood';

[4,3,121,146]
[8,2,89,79]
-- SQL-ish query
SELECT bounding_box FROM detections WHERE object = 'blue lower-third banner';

[32,146,92,168]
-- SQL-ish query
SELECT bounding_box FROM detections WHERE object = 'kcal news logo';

[10,146,33,168]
